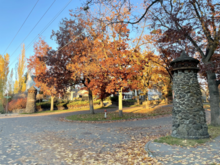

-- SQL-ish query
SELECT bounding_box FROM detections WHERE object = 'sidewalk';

[145,135,220,165]
[0,113,19,117]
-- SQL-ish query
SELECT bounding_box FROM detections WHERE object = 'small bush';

[2,94,14,109]
[36,94,43,102]
[8,98,27,111]
[67,100,100,109]
[125,99,136,102]
[36,102,51,109]
[104,97,111,101]
[110,96,118,102]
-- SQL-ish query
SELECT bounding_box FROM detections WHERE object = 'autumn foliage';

[8,98,27,111]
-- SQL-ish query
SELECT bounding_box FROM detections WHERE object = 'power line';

[26,0,72,51]
[9,0,56,66]
[9,0,72,68]
[3,0,39,55]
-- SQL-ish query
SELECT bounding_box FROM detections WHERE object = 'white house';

[65,86,88,100]
[148,88,162,100]
[112,88,162,100]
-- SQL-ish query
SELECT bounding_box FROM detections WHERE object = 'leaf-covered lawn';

[203,102,220,111]
[154,125,220,147]
[66,106,172,122]
[20,105,116,115]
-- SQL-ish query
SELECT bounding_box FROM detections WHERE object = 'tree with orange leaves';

[85,0,220,125]
[27,37,58,111]
[35,8,145,116]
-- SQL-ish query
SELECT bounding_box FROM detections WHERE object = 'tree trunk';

[206,71,220,126]
[144,93,148,101]
[119,87,123,117]
[206,95,209,103]
[165,98,168,104]
[136,90,140,105]
[100,99,104,107]
[50,96,54,111]
[89,89,95,114]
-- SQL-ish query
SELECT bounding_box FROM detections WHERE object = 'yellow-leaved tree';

[16,44,26,93]
[7,69,14,95]
[14,80,19,94]
[0,53,10,113]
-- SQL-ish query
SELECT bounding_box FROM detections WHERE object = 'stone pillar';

[25,86,37,113]
[170,51,209,139]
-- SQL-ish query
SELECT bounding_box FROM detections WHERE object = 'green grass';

[154,125,220,147]
[65,107,172,122]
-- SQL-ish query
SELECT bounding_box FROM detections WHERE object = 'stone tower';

[25,85,37,113]
[170,51,209,139]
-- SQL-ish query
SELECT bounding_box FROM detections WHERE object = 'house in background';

[148,88,162,100]
[64,86,88,100]
[25,71,40,94]
[112,87,163,101]
[25,70,163,101]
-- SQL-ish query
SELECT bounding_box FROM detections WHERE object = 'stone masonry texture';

[171,52,209,139]
[25,86,37,113]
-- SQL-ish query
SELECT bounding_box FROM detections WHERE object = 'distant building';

[148,88,162,100]
[111,87,162,101]
[25,71,40,94]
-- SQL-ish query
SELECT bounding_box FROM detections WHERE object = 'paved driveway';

[0,104,211,165]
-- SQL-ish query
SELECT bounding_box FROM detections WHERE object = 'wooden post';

[50,96,54,111]
[119,87,123,117]
[70,91,74,100]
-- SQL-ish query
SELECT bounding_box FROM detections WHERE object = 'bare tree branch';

[190,1,213,44]
[110,0,161,25]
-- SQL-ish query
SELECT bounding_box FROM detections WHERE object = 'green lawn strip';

[20,106,116,115]
[66,111,172,122]
[154,125,220,147]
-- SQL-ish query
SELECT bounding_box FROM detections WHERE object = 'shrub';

[2,94,14,109]
[67,100,100,109]
[8,98,27,111]
[167,90,172,97]
[56,102,68,110]
[104,96,111,101]
[110,95,118,102]
[36,94,43,102]
[125,99,136,102]
[36,102,51,109]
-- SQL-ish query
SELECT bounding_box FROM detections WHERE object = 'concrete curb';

[0,113,20,117]
[145,135,220,164]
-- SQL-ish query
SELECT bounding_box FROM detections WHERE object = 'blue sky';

[0,0,206,90]
[0,0,82,73]
[0,0,148,75]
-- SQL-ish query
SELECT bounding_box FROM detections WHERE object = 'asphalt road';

[0,104,211,165]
